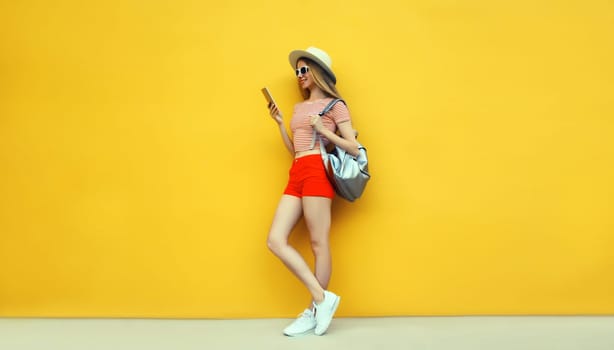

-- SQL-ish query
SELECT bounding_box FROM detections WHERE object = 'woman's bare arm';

[268,103,295,155]
[311,116,360,157]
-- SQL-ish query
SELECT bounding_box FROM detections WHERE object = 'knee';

[310,238,330,256]
[267,236,285,255]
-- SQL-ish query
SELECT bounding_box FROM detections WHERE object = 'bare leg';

[303,196,333,308]
[267,195,325,303]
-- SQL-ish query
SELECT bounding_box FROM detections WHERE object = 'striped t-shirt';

[290,98,351,152]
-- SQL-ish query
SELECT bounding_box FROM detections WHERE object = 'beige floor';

[1,316,613,350]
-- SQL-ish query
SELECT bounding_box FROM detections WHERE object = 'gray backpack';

[312,99,370,202]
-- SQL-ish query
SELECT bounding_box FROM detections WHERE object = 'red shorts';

[283,154,335,199]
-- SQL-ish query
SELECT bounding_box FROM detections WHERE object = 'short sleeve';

[325,101,351,125]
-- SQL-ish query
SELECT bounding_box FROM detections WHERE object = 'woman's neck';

[307,87,327,101]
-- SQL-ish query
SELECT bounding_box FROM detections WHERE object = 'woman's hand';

[310,115,325,133]
[268,103,283,125]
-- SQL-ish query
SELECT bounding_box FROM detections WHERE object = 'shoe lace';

[297,309,313,320]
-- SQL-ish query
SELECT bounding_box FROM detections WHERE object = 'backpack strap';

[309,99,345,149]
[318,98,344,116]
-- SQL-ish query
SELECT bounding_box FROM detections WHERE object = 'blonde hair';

[297,58,342,100]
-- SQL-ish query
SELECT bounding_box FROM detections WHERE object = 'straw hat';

[288,46,337,84]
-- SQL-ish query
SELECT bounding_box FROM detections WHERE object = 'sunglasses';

[295,66,310,77]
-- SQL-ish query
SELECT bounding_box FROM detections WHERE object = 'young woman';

[266,47,359,336]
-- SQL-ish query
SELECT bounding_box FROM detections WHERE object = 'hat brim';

[289,50,337,84]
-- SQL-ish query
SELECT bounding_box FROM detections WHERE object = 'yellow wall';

[1,0,613,318]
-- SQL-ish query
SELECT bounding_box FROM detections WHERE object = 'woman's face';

[296,59,313,90]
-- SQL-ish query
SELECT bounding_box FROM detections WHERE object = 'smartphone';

[261,87,277,108]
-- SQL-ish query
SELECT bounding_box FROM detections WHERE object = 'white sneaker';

[313,290,340,335]
[283,308,316,337]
